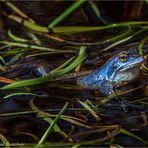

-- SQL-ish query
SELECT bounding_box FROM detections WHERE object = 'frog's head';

[108,51,144,83]
[77,50,144,95]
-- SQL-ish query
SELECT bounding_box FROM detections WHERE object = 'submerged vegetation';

[0,0,148,147]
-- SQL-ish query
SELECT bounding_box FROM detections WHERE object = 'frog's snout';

[139,56,145,63]
[135,55,145,66]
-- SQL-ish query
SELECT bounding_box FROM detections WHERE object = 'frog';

[77,50,144,96]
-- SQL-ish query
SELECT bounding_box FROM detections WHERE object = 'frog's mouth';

[120,62,141,72]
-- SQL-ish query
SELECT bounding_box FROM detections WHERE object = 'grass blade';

[0,134,10,148]
[37,102,68,146]
[48,0,86,28]
[1,46,86,89]
[78,100,100,121]
[120,128,148,145]
[3,92,38,99]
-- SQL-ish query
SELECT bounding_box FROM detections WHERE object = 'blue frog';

[77,51,144,96]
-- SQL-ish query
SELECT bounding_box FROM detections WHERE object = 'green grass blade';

[1,46,86,89]
[2,0,31,20]
[120,128,148,145]
[78,100,100,121]
[3,92,38,99]
[43,118,73,142]
[6,13,148,33]
[101,27,148,52]
[0,134,10,148]
[52,22,148,34]
[145,0,148,4]
[8,30,28,42]
[1,77,48,90]
[0,41,66,52]
[138,36,148,55]
[27,32,41,45]
[48,0,86,29]
[88,1,107,24]
[37,102,68,145]
[0,56,6,65]
[43,118,61,133]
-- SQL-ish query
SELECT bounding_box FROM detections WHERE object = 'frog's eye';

[119,51,128,62]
